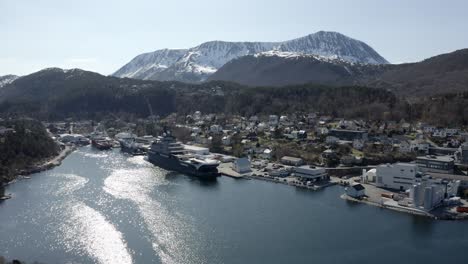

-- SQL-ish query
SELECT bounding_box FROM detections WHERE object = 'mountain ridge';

[112,31,388,83]
[209,48,468,97]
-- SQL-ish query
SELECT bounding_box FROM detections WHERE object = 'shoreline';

[2,145,76,188]
[340,194,468,221]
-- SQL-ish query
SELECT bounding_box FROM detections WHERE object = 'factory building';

[416,155,454,174]
[409,177,460,211]
[375,163,423,191]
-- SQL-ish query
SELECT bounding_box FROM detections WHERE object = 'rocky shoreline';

[0,145,76,200]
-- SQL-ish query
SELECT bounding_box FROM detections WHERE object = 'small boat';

[91,138,113,150]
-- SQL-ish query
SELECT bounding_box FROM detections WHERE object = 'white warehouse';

[375,163,423,191]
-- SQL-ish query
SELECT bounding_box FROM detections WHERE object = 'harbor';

[1,146,468,264]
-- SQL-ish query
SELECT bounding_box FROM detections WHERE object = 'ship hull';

[120,141,146,156]
[91,140,112,150]
[148,152,219,179]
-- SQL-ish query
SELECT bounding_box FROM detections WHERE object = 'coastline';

[340,194,468,220]
[1,145,76,188]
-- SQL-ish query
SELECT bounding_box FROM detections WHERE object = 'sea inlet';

[1,146,467,264]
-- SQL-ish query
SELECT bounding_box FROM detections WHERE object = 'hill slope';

[362,49,468,96]
[210,48,468,97]
[208,51,384,87]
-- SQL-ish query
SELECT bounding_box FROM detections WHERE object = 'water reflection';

[103,167,206,264]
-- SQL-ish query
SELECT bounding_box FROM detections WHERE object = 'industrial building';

[409,176,460,211]
[416,155,454,174]
[375,163,423,191]
[293,166,328,181]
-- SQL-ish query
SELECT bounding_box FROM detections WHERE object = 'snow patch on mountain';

[0,75,19,88]
[113,31,389,82]
[113,49,187,79]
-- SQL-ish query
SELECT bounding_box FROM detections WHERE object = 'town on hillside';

[16,110,468,220]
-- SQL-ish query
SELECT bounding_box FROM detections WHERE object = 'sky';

[1,0,468,76]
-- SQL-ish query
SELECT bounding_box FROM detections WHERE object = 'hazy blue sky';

[1,0,467,76]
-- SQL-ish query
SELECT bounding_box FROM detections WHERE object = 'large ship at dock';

[147,132,220,178]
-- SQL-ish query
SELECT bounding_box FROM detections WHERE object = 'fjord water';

[0,147,467,264]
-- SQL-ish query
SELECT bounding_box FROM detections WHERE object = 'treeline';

[411,92,468,126]
[0,68,467,126]
[0,119,59,183]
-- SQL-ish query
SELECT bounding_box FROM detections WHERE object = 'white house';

[233,158,251,174]
[345,183,365,198]
[260,148,272,159]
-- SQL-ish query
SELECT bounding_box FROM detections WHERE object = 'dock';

[218,162,250,179]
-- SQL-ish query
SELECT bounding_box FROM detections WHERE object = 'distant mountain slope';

[276,31,388,64]
[0,75,19,88]
[208,51,384,87]
[0,68,178,117]
[0,67,396,121]
[113,31,388,82]
[112,49,187,79]
[2,66,468,126]
[210,48,468,97]
[362,48,468,96]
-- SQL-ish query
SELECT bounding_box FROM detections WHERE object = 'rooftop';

[416,155,454,162]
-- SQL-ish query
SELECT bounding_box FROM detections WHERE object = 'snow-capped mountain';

[0,75,19,88]
[113,49,187,79]
[276,31,388,64]
[113,31,388,83]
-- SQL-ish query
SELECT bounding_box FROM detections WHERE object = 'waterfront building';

[345,183,365,198]
[416,155,454,174]
[293,166,328,181]
[409,176,455,211]
[233,158,251,174]
[375,163,423,191]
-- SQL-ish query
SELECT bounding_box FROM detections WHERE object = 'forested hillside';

[0,119,59,183]
[1,68,468,126]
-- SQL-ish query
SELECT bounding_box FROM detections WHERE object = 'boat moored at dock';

[147,131,220,178]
